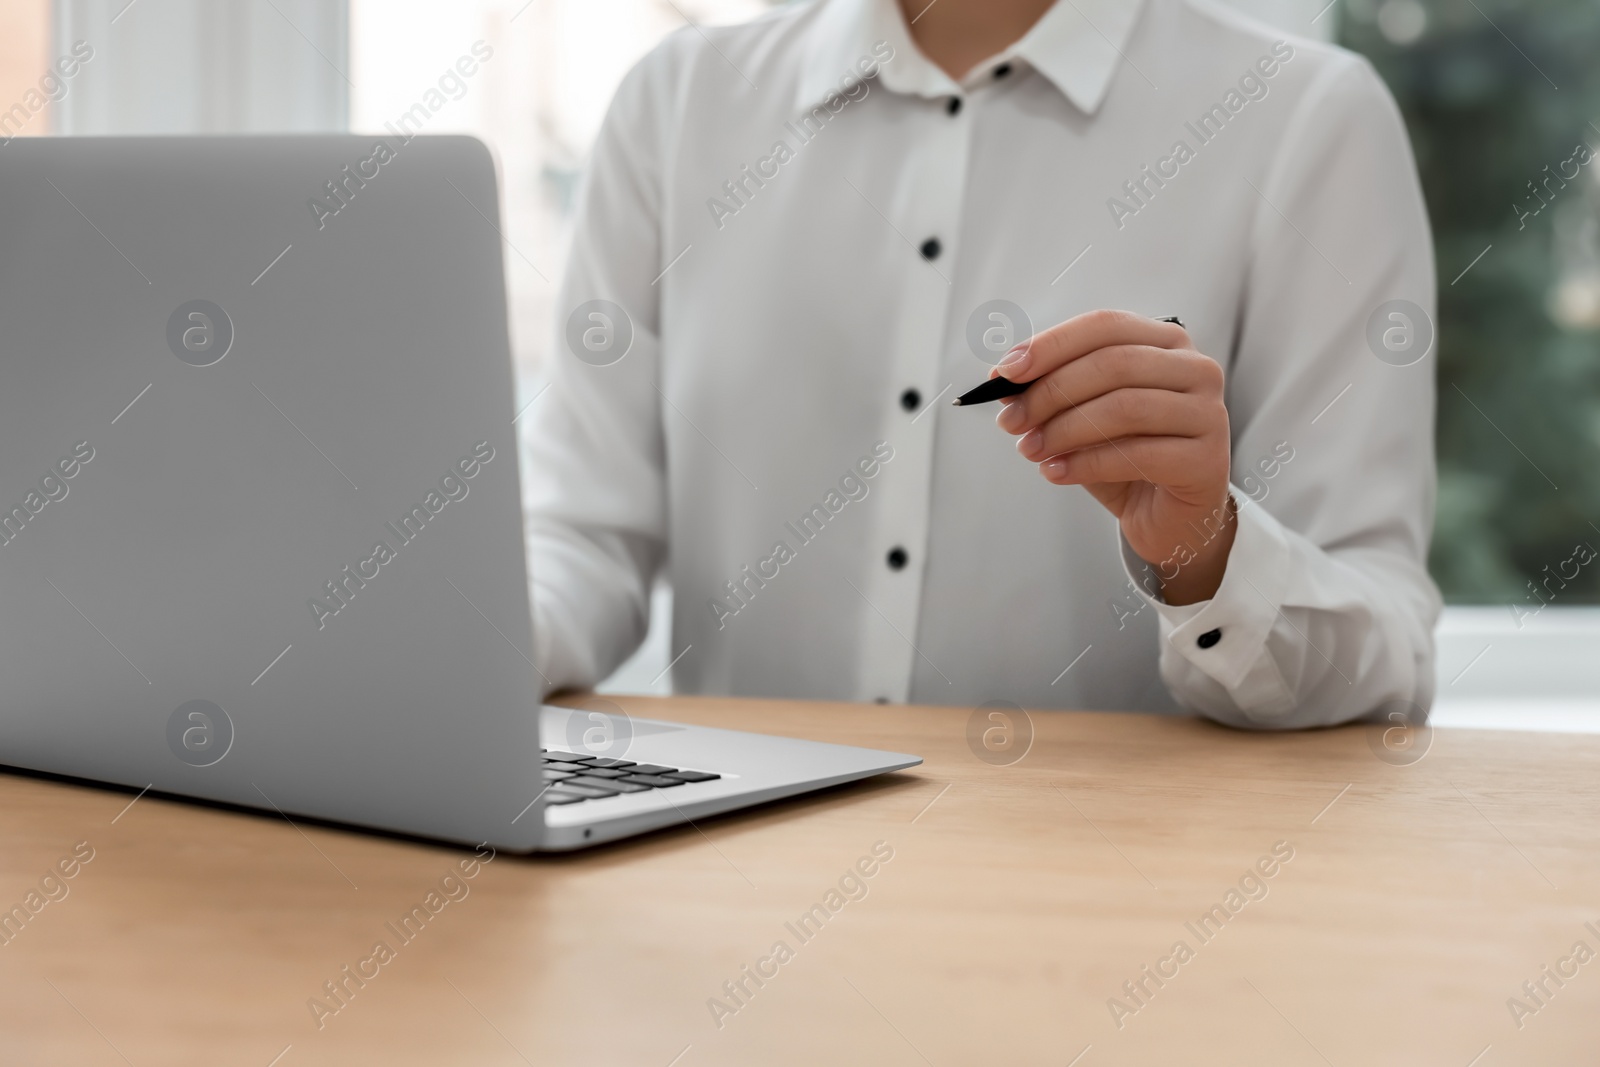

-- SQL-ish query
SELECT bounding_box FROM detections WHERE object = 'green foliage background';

[1341,0,1600,604]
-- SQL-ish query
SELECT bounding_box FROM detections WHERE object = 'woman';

[522,0,1438,728]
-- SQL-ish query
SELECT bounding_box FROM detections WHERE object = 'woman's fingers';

[1015,388,1218,461]
[991,309,1190,383]
[1039,436,1217,490]
[996,344,1219,433]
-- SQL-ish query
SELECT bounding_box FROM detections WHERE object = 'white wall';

[54,0,348,134]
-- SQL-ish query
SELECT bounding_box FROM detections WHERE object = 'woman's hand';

[993,310,1236,605]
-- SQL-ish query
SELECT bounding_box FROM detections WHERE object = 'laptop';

[0,135,920,852]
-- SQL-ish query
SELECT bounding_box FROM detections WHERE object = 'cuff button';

[1196,628,1222,649]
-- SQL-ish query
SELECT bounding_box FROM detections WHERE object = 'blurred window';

[348,0,771,382]
[1342,0,1600,607]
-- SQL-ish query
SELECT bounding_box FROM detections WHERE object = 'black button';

[994,62,1012,79]
[874,697,889,705]
[900,388,921,412]
[946,96,962,116]
[1196,628,1222,649]
[886,546,908,570]
[919,237,941,261]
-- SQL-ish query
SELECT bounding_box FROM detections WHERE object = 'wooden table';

[1,695,1596,1065]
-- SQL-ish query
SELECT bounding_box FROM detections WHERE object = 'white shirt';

[522,0,1441,728]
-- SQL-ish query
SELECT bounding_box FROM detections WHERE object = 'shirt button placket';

[856,91,972,704]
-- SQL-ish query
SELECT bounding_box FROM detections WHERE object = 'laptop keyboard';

[540,750,721,805]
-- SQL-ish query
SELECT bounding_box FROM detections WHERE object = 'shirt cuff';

[1118,490,1293,695]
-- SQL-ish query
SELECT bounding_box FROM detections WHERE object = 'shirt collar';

[796,0,1146,117]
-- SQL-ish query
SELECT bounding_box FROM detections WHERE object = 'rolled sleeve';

[1111,51,1441,729]
[1120,492,1296,722]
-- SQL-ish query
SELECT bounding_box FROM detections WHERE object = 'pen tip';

[949,398,963,406]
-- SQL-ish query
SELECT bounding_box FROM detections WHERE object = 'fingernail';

[996,403,1024,433]
[1019,429,1042,458]
[996,344,1029,377]
[1043,457,1068,479]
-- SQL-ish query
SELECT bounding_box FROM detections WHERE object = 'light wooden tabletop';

[1,695,1595,1066]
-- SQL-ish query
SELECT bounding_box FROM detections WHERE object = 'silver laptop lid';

[0,135,545,850]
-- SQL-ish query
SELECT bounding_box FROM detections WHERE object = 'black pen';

[951,317,1185,406]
